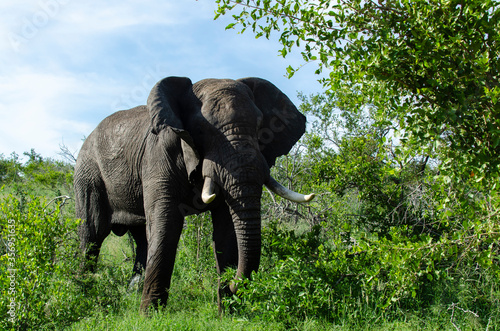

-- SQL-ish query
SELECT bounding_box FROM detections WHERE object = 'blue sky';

[0,0,323,160]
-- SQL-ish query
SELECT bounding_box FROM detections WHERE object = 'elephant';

[74,76,314,312]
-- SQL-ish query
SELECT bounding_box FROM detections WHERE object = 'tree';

[215,0,500,185]
[215,3,500,323]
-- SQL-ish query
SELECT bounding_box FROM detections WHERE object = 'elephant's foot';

[139,294,169,314]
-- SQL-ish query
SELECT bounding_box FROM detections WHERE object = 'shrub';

[0,194,79,329]
[225,217,500,328]
[0,193,131,330]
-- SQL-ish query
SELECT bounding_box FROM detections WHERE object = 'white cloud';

[59,0,214,30]
[0,1,323,159]
[1,1,213,54]
[0,69,114,157]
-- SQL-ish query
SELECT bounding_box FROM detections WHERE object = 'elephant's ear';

[147,76,193,134]
[148,77,201,181]
[238,77,306,167]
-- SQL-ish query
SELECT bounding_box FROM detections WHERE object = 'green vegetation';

[216,0,500,185]
[222,92,499,329]
[213,0,500,328]
[1,106,499,329]
[1,0,499,329]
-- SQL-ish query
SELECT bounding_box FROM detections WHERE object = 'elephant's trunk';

[226,187,262,292]
[202,138,268,292]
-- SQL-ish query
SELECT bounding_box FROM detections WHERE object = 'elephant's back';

[80,106,150,161]
[75,106,151,203]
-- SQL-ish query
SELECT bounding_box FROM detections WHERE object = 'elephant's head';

[147,77,313,290]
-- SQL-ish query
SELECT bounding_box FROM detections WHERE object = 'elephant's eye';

[256,112,263,128]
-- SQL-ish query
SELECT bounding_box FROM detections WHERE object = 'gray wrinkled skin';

[74,77,306,312]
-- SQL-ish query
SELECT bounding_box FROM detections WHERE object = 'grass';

[68,233,284,330]
[69,302,281,331]
[64,233,486,331]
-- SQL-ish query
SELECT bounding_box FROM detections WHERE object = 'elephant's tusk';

[201,176,217,204]
[265,176,315,203]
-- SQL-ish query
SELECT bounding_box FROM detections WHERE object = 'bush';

[0,193,132,330]
[0,150,74,200]
[224,221,348,324]
[0,194,79,329]
[224,216,500,328]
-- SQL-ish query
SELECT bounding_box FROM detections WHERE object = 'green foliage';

[0,192,146,330]
[2,145,499,329]
[0,149,74,199]
[22,149,73,192]
[68,304,288,331]
[225,216,500,328]
[171,213,218,309]
[220,86,500,329]
[298,93,437,236]
[215,0,500,185]
[224,222,338,323]
[0,153,23,184]
[0,194,79,330]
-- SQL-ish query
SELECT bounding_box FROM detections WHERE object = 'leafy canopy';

[215,0,500,184]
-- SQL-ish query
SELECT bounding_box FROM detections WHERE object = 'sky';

[0,0,323,161]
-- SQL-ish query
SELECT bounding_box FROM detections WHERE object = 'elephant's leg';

[129,224,148,275]
[140,199,184,312]
[75,174,111,272]
[211,203,238,312]
[128,224,147,290]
